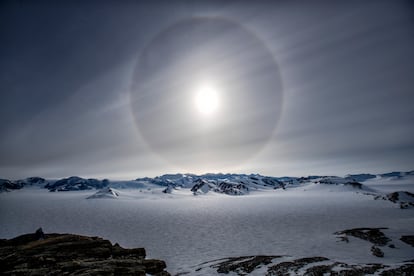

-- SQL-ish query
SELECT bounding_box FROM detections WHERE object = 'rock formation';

[195,255,414,275]
[0,229,170,275]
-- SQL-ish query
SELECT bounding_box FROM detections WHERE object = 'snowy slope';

[363,172,414,193]
[86,187,121,199]
[1,174,413,274]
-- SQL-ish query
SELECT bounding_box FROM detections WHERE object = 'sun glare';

[195,85,219,116]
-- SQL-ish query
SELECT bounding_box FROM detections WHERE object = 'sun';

[195,85,219,116]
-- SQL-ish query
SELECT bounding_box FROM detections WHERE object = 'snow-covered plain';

[0,175,413,274]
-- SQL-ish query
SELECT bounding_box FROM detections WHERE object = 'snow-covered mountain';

[189,178,251,195]
[379,170,414,178]
[0,177,47,192]
[0,179,23,192]
[136,173,285,188]
[156,174,285,195]
[45,176,109,192]
[0,171,413,198]
[86,187,120,199]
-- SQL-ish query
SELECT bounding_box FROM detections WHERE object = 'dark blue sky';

[1,0,413,179]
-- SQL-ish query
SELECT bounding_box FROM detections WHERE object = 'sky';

[0,0,413,180]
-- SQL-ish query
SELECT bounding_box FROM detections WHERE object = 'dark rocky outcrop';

[345,173,377,182]
[216,181,249,195]
[190,178,250,195]
[162,185,174,194]
[0,229,170,275]
[267,257,329,275]
[373,191,414,209]
[388,192,414,209]
[401,235,414,247]
[0,177,47,192]
[371,245,384,257]
[45,176,109,192]
[209,255,284,274]
[317,177,363,189]
[381,264,414,275]
[335,227,392,258]
[191,178,211,195]
[335,227,391,246]
[17,177,47,186]
[0,179,24,192]
[380,171,405,178]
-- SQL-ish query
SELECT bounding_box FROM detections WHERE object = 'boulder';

[371,246,384,257]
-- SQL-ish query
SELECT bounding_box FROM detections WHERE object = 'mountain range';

[1,171,413,196]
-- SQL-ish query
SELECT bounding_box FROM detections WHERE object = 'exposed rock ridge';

[195,255,414,275]
[0,229,170,275]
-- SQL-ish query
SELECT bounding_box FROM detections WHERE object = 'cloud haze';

[0,0,413,179]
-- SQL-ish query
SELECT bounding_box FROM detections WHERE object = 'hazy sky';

[1,0,413,179]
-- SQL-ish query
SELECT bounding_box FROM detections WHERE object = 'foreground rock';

[194,255,414,275]
[191,228,414,275]
[0,229,170,275]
